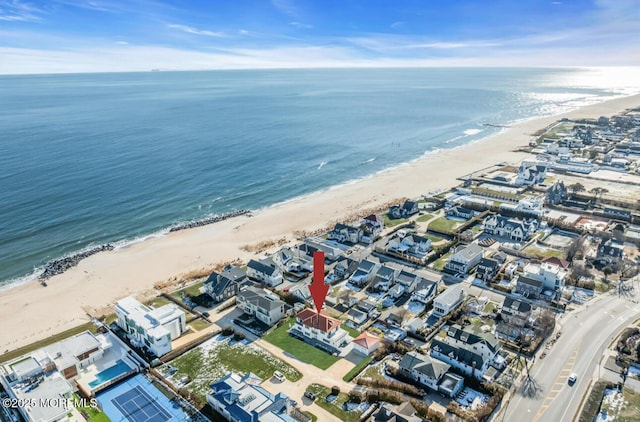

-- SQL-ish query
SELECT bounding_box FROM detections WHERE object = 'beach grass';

[523,245,566,259]
[0,322,98,363]
[73,393,110,422]
[307,384,362,422]
[263,318,339,370]
[360,361,386,381]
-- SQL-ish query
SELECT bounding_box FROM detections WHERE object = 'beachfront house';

[289,309,350,354]
[515,161,547,186]
[207,373,300,422]
[327,223,363,244]
[432,285,465,318]
[204,266,248,303]
[482,215,537,241]
[389,200,419,219]
[445,243,483,274]
[545,180,568,205]
[387,232,432,258]
[430,324,503,381]
[247,258,282,287]
[349,259,380,287]
[115,296,186,356]
[236,286,286,327]
[399,351,464,398]
[446,206,477,220]
[362,214,385,237]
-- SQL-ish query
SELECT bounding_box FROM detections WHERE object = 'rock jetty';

[169,209,251,232]
[39,244,115,280]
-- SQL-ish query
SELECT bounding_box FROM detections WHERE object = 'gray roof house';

[432,284,465,317]
[204,266,248,303]
[515,275,544,299]
[412,279,438,305]
[445,243,483,274]
[236,287,286,327]
[247,258,283,287]
[399,351,463,398]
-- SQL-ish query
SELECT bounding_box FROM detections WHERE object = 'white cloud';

[390,21,405,30]
[167,24,224,37]
[0,0,46,22]
[115,41,128,45]
[289,21,312,29]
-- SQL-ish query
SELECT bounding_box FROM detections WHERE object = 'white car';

[273,371,286,382]
[568,373,577,385]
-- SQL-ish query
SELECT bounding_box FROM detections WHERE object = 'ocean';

[0,67,638,288]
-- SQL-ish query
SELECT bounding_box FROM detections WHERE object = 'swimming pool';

[89,360,132,388]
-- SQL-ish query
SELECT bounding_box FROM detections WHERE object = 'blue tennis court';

[97,374,191,422]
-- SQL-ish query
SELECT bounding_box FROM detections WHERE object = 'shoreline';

[1,92,639,351]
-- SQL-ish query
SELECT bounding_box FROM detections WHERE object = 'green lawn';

[169,281,205,301]
[360,361,386,381]
[381,213,409,227]
[0,322,99,364]
[145,297,172,308]
[167,338,302,400]
[424,233,444,242]
[307,384,363,422]
[73,393,111,422]
[483,302,497,313]
[432,252,452,271]
[428,217,462,234]
[523,245,566,259]
[341,324,360,338]
[343,356,372,382]
[187,318,211,332]
[417,214,435,223]
[263,318,340,370]
[617,388,640,421]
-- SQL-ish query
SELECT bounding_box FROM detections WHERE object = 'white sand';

[1,93,639,351]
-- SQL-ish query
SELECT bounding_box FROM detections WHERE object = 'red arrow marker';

[308,251,329,313]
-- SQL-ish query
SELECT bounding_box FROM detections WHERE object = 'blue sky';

[0,0,639,73]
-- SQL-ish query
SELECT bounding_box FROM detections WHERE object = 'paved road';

[502,292,639,422]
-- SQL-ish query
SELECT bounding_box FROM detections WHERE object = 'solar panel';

[111,385,171,422]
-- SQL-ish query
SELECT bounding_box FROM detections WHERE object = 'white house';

[289,309,350,354]
[516,161,547,186]
[373,265,400,292]
[399,351,464,397]
[236,287,286,327]
[327,223,363,244]
[432,285,465,318]
[352,331,381,356]
[482,215,537,241]
[247,258,283,287]
[349,259,380,287]
[430,324,502,381]
[412,279,438,304]
[116,296,186,356]
[387,232,432,258]
[445,244,483,274]
[522,261,567,292]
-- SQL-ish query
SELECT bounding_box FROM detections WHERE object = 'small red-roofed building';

[352,331,381,356]
[289,309,350,355]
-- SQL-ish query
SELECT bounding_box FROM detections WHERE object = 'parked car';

[202,311,210,318]
[273,371,286,382]
[568,373,577,385]
[304,391,316,401]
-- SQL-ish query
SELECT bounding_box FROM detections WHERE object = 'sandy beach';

[2,93,639,352]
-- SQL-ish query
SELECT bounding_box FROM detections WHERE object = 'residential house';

[482,215,537,241]
[387,311,406,327]
[331,257,359,280]
[236,287,286,327]
[476,258,500,282]
[327,223,363,244]
[399,351,464,397]
[389,200,419,219]
[116,296,186,356]
[445,243,483,274]
[247,258,282,287]
[396,270,420,294]
[404,317,425,334]
[412,279,438,305]
[289,309,350,354]
[356,300,378,317]
[347,308,368,326]
[430,324,503,381]
[349,259,380,287]
[500,196,544,217]
[373,402,422,422]
[446,206,477,220]
[604,208,632,221]
[597,238,625,262]
[500,297,533,328]
[204,266,248,303]
[545,180,568,205]
[515,275,544,298]
[522,262,567,292]
[373,265,400,292]
[304,237,344,261]
[362,214,385,238]
[291,243,317,272]
[432,285,465,318]
[390,284,405,299]
[206,373,300,422]
[516,161,547,186]
[352,331,381,356]
[387,232,432,258]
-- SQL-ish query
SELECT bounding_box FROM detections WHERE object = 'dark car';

[202,311,210,317]
[304,391,316,401]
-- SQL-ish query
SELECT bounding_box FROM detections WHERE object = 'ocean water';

[0,67,638,287]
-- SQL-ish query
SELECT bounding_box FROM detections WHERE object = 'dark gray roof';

[399,351,450,380]
[376,265,397,279]
[446,324,500,354]
[502,297,532,313]
[247,258,278,276]
[478,258,499,270]
[430,338,486,370]
[205,267,247,296]
[237,286,285,311]
[396,270,418,285]
[517,275,544,289]
[359,260,377,272]
[348,308,367,320]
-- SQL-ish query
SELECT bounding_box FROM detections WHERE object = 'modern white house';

[236,287,286,327]
[289,309,350,354]
[115,296,186,356]
[432,285,465,318]
[349,259,380,287]
[515,160,547,186]
[522,261,567,292]
[247,257,283,287]
[445,244,483,274]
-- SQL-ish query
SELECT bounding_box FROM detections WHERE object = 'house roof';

[359,259,377,272]
[205,267,247,296]
[542,257,570,269]
[247,258,278,276]
[451,243,483,262]
[399,351,450,380]
[348,308,368,320]
[502,297,532,314]
[357,300,377,312]
[430,338,486,370]
[446,324,501,354]
[434,284,464,307]
[364,214,383,224]
[478,258,499,270]
[517,275,544,289]
[296,309,340,333]
[403,200,417,210]
[353,331,380,349]
[396,270,418,286]
[376,265,397,279]
[237,287,285,312]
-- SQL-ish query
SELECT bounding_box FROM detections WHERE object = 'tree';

[568,183,585,196]
[603,265,614,282]
[566,235,586,261]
